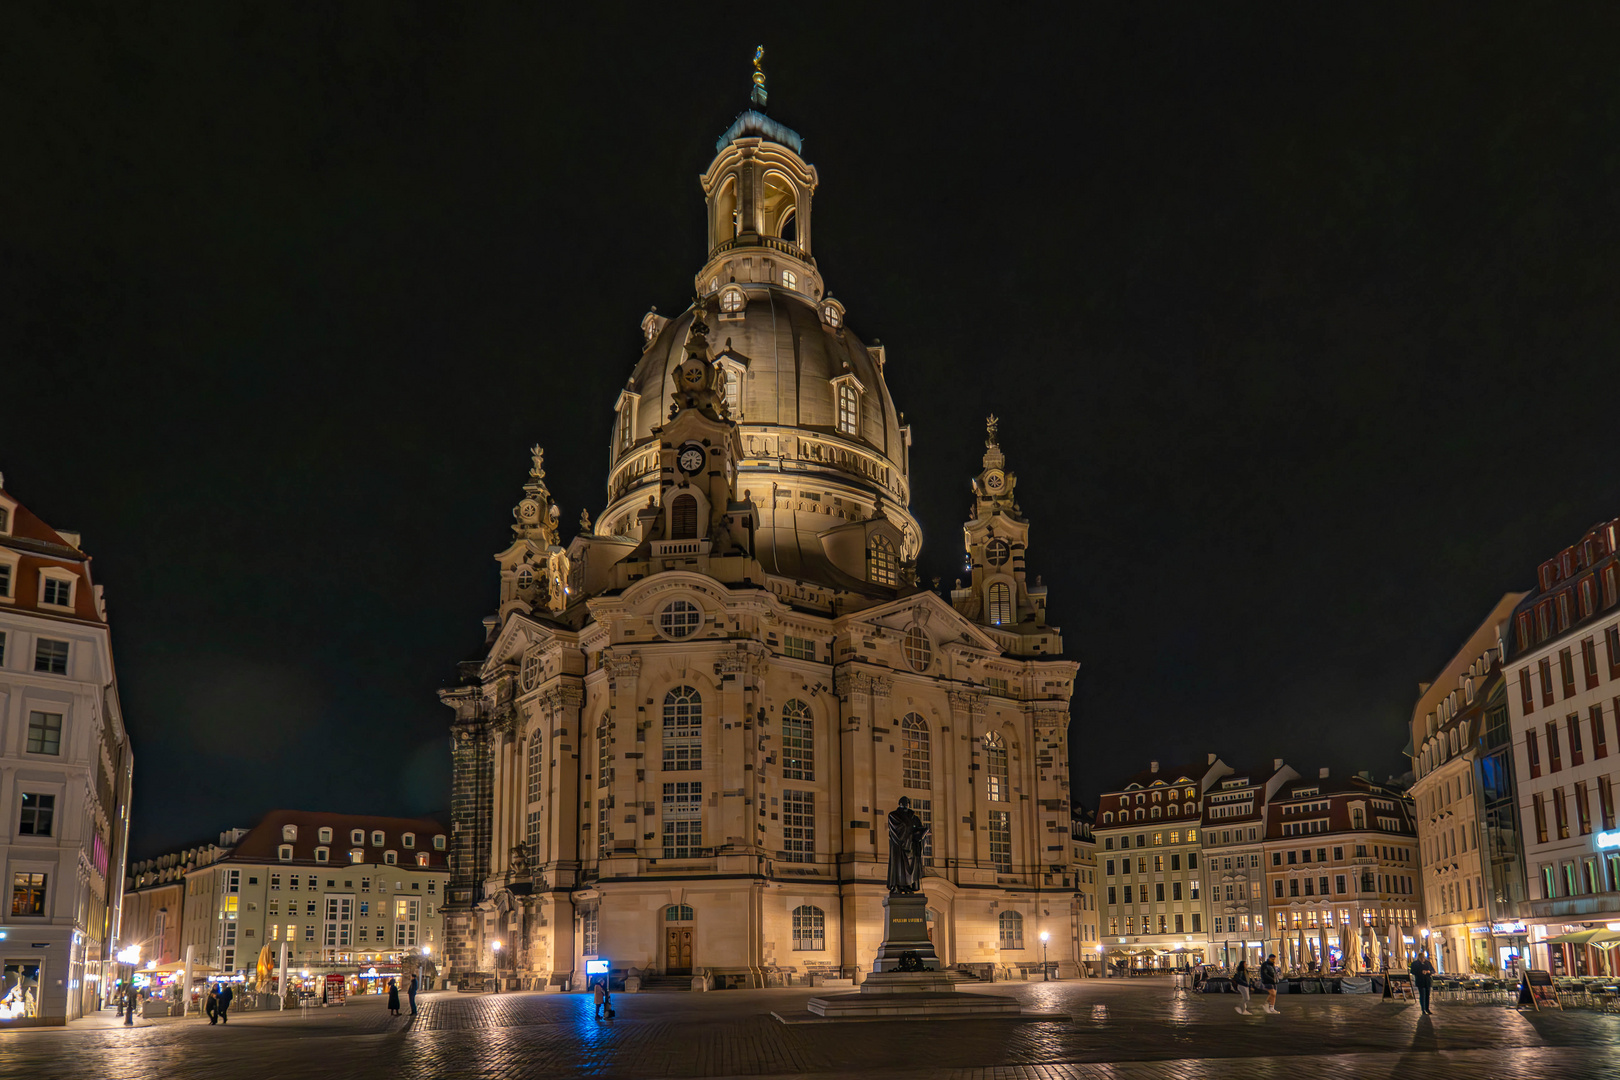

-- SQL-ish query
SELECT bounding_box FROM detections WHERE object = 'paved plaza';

[1,979,1616,1080]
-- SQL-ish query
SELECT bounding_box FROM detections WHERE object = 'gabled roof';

[0,486,104,626]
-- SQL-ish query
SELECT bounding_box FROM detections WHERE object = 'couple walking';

[1232,955,1281,1015]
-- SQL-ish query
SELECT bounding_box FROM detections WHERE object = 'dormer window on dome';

[831,373,864,438]
[821,301,843,328]
[719,285,746,314]
[868,535,898,587]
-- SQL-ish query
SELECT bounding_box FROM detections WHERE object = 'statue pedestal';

[871,893,941,973]
[798,891,1055,1021]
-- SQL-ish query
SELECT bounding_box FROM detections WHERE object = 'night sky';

[4,7,1618,860]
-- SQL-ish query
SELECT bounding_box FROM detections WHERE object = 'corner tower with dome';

[439,66,1086,990]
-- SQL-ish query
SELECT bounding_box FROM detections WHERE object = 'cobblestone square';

[2,980,1616,1080]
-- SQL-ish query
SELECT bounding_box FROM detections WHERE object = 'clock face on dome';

[677,444,706,476]
[984,470,1006,493]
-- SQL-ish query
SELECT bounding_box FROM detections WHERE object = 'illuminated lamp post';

[491,941,502,992]
[1040,931,1050,981]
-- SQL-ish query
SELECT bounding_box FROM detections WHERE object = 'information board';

[1518,969,1560,1011]
[324,973,347,1006]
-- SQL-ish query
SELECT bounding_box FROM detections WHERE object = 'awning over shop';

[1545,929,1612,946]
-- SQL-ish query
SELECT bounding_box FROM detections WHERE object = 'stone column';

[603,652,641,863]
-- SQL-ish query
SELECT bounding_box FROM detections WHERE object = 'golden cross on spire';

[751,46,768,108]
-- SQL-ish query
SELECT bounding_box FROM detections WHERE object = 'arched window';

[1150,806,1161,819]
[1167,803,1179,817]
[618,403,633,449]
[671,495,698,539]
[719,285,746,313]
[988,582,1013,626]
[781,699,814,781]
[984,733,1008,802]
[901,713,931,789]
[791,905,825,951]
[902,626,932,672]
[663,686,702,771]
[1102,811,1113,824]
[597,718,611,790]
[715,175,739,241]
[837,382,859,436]
[665,904,694,922]
[998,910,1024,949]
[868,535,897,586]
[721,363,742,417]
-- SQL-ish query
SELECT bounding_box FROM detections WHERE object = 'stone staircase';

[639,974,694,992]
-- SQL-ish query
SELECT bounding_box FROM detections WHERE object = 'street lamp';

[1039,931,1050,981]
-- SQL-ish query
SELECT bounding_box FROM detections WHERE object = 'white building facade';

[0,481,134,1023]
[440,88,1084,991]
[1504,519,1620,976]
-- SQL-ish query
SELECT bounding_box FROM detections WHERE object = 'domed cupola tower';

[598,53,919,612]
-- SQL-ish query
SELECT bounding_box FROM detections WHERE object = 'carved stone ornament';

[948,689,987,718]
[834,671,872,699]
[603,654,642,680]
[868,675,893,702]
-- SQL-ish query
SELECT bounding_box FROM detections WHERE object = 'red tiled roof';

[0,489,104,625]
[220,810,450,869]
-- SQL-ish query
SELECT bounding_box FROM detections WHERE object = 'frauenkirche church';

[440,64,1088,989]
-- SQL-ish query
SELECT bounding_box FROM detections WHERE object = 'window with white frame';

[662,686,702,770]
[40,574,72,607]
[33,638,68,675]
[0,561,15,599]
[783,634,814,660]
[596,802,610,859]
[781,699,814,781]
[913,797,933,860]
[597,721,611,788]
[18,793,54,836]
[618,401,633,450]
[528,738,544,804]
[867,536,898,586]
[278,845,293,861]
[989,810,1012,869]
[582,907,599,955]
[791,904,825,950]
[719,285,746,313]
[720,362,742,417]
[902,626,932,671]
[836,381,859,435]
[371,830,384,847]
[998,909,1023,948]
[988,582,1013,626]
[782,789,814,862]
[659,599,701,638]
[662,781,702,858]
[984,733,1009,802]
[782,270,797,290]
[25,712,61,756]
[318,827,333,844]
[901,713,931,789]
[350,829,364,844]
[315,847,329,863]
[384,851,396,865]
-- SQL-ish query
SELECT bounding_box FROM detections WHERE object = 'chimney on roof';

[1319,767,1329,779]
[1274,758,1284,771]
[1150,761,1159,774]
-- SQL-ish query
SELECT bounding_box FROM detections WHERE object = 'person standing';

[123,982,138,1026]
[408,973,419,1016]
[1260,954,1280,1015]
[217,982,233,1024]
[592,978,611,1020]
[1232,959,1252,1015]
[386,978,400,1017]
[1409,951,1436,1015]
[205,984,219,1025]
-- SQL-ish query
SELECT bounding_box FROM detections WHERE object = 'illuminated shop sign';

[1595,829,1620,850]
[1491,921,1526,935]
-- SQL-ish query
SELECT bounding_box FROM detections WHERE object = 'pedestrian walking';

[205,984,219,1025]
[1260,954,1280,1014]
[123,982,137,1026]
[387,979,401,1017]
[1409,951,1436,1015]
[1232,960,1252,1015]
[218,982,233,1024]
[408,973,419,1016]
[592,978,612,1020]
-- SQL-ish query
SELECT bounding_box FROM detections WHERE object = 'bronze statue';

[886,796,929,893]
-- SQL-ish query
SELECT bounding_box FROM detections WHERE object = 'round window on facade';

[903,626,932,672]
[719,286,746,313]
[659,599,702,639]
[985,538,1010,568]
